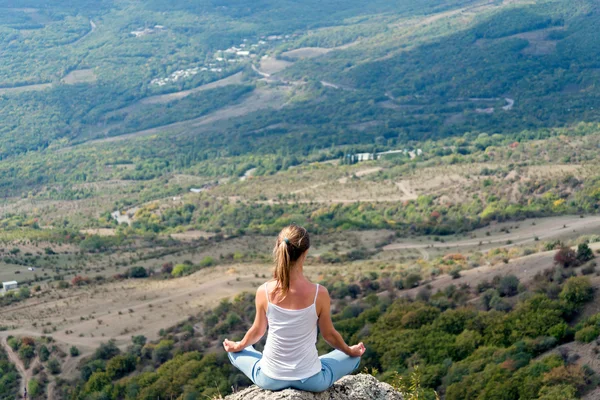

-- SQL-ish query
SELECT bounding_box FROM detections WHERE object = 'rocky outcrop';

[224,374,403,400]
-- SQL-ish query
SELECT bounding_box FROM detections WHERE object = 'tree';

[172,264,192,277]
[574,326,599,343]
[47,358,61,374]
[560,277,593,306]
[93,340,120,360]
[577,243,594,263]
[554,247,578,268]
[132,335,147,346]
[17,287,30,300]
[498,275,520,297]
[161,262,173,274]
[127,266,148,279]
[39,345,50,362]
[70,346,80,357]
[106,354,137,379]
[537,384,577,400]
[28,379,40,397]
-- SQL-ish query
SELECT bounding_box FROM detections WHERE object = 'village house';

[1,280,18,295]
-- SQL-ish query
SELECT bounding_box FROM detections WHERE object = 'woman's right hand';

[348,342,366,357]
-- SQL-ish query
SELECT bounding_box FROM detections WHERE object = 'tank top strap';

[264,283,271,304]
[313,284,320,305]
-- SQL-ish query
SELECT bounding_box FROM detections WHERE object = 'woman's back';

[260,281,322,380]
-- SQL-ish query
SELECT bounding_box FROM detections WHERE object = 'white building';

[355,153,375,162]
[2,281,18,293]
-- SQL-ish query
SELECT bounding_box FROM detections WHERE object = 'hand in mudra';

[223,339,243,353]
[348,342,366,357]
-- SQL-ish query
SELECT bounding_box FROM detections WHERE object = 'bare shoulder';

[256,282,269,299]
[316,284,330,302]
[317,284,329,295]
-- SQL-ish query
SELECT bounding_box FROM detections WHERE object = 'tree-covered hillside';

[1,0,599,167]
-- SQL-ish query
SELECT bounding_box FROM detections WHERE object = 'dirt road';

[384,216,600,252]
[1,336,27,397]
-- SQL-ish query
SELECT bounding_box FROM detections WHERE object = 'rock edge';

[224,374,403,400]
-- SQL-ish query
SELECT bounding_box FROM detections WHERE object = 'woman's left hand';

[223,339,243,353]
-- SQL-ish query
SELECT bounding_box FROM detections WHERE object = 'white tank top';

[259,283,322,380]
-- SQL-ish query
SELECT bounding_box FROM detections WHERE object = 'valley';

[1,0,600,399]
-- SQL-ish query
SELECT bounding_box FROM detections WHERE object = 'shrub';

[127,266,148,279]
[581,263,596,275]
[199,256,215,267]
[498,275,520,297]
[71,275,90,286]
[537,384,577,400]
[39,345,50,362]
[449,268,461,279]
[542,365,585,391]
[132,335,147,346]
[560,276,594,306]
[161,262,173,274]
[106,354,137,379]
[28,379,40,397]
[577,243,594,263]
[70,346,80,357]
[172,264,192,277]
[575,326,599,343]
[404,273,422,288]
[47,358,61,374]
[554,247,578,268]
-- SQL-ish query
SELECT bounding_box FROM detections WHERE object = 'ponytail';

[272,225,310,298]
[274,241,291,297]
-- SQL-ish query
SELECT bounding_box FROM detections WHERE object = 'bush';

[199,256,215,267]
[560,276,594,306]
[106,354,137,379]
[161,262,174,274]
[47,358,61,374]
[132,335,147,346]
[404,273,422,288]
[70,346,80,357]
[498,275,520,297]
[581,263,596,275]
[93,340,120,360]
[449,268,461,279]
[127,266,148,279]
[554,247,578,268]
[28,378,40,397]
[577,243,594,263]
[39,345,50,362]
[575,326,599,343]
[172,263,192,277]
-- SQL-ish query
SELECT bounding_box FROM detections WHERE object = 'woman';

[223,224,365,392]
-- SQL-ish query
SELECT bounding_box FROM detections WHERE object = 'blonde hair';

[273,224,310,297]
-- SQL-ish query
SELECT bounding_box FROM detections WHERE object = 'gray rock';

[224,374,403,400]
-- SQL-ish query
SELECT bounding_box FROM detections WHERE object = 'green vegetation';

[56,270,600,399]
[0,345,19,399]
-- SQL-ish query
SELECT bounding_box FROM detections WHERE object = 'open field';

[384,216,600,254]
[259,57,294,75]
[80,85,291,146]
[213,159,597,205]
[0,82,52,95]
[0,260,361,348]
[62,69,97,84]
[281,47,332,60]
[139,72,245,105]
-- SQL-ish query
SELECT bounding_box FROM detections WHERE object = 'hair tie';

[284,238,290,245]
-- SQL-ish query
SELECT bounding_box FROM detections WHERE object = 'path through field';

[1,336,27,397]
[384,216,600,252]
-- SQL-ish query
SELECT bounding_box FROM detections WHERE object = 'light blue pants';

[228,346,361,392]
